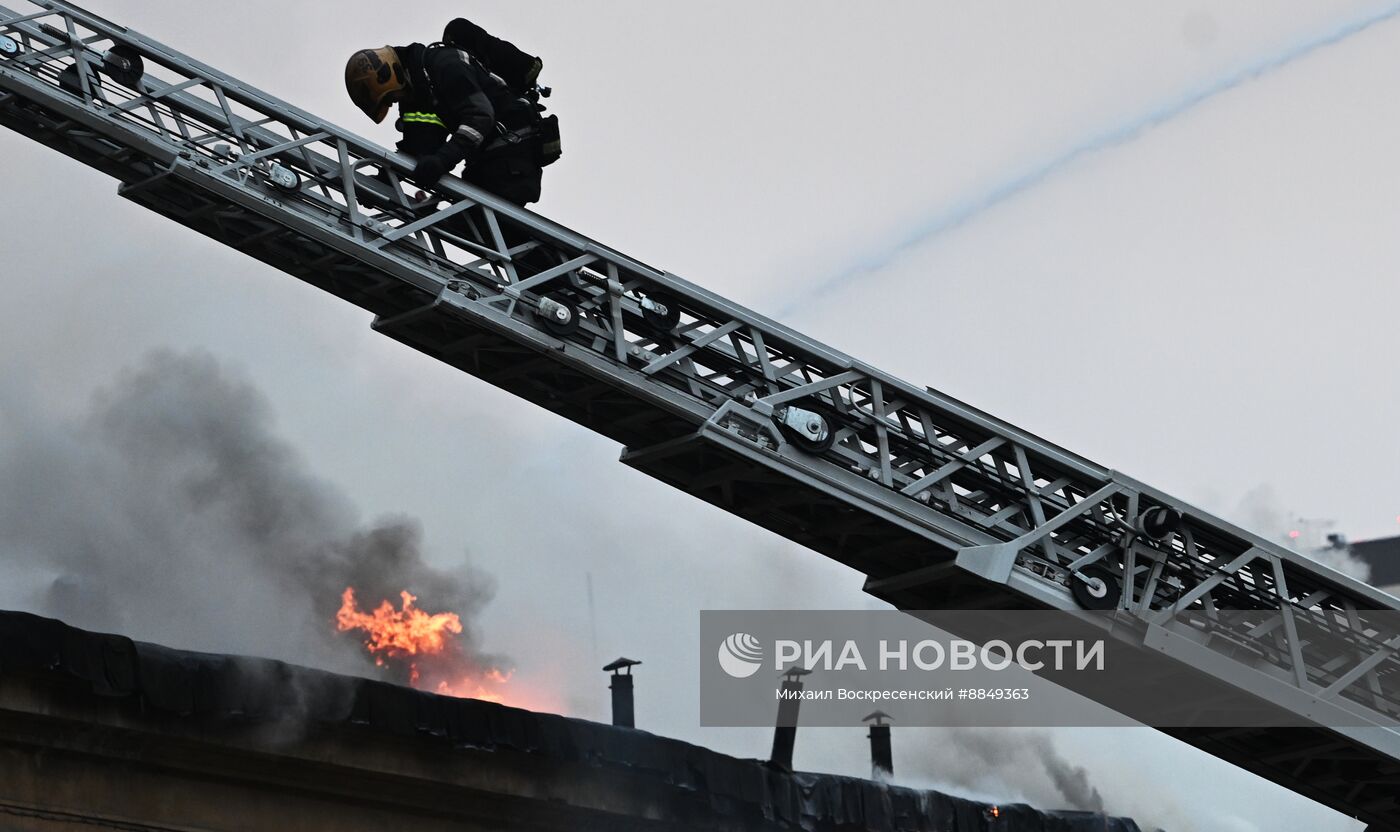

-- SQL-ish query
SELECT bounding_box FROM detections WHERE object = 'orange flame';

[436,667,514,701]
[336,588,461,662]
[335,587,517,702]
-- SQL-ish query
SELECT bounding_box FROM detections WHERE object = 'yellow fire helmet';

[344,46,406,123]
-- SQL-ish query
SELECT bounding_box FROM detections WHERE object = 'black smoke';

[0,349,502,677]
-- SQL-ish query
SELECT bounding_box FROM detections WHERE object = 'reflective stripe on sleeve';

[401,111,445,128]
[455,124,484,147]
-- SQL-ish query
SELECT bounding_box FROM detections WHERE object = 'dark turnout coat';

[393,41,542,206]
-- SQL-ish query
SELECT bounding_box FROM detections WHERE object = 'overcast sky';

[4,2,1399,830]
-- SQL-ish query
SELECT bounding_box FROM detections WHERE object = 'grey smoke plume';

[903,728,1104,813]
[1233,484,1371,583]
[0,349,502,678]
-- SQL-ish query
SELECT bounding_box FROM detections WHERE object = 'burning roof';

[335,586,522,703]
[0,610,1145,831]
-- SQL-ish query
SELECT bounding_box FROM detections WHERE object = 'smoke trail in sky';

[784,3,1400,316]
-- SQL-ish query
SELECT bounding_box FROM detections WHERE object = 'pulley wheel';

[102,44,144,88]
[540,292,580,337]
[1071,564,1121,610]
[640,293,680,333]
[57,64,94,97]
[267,163,302,194]
[778,401,837,454]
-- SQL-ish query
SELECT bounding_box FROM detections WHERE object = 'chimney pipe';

[603,657,640,728]
[863,710,893,779]
[769,666,811,771]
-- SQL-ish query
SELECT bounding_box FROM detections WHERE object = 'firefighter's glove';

[412,153,450,188]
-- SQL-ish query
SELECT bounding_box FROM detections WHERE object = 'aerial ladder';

[0,3,1396,828]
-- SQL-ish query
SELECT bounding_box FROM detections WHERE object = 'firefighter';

[343,28,557,207]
